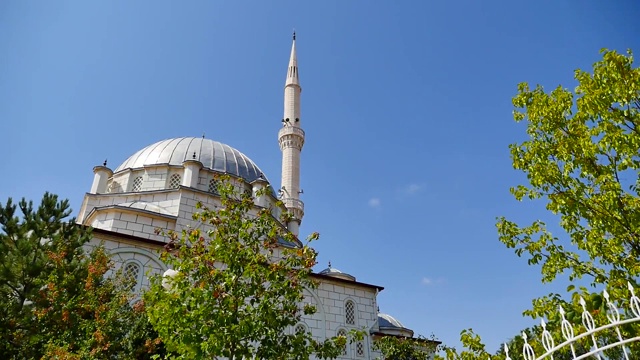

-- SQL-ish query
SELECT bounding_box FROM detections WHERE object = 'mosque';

[75,34,436,359]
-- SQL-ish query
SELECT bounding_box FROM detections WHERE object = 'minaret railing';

[281,198,304,212]
[503,282,640,360]
[278,126,305,138]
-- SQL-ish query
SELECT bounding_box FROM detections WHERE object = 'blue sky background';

[1,0,639,352]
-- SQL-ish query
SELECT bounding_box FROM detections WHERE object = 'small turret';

[90,160,113,194]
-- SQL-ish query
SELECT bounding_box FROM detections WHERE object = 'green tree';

[144,176,352,360]
[0,192,162,359]
[373,335,440,360]
[438,49,640,359]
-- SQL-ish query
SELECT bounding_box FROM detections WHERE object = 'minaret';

[278,32,305,236]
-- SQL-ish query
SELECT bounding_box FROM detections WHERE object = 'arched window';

[208,178,219,194]
[337,328,348,356]
[294,323,306,335]
[123,261,142,293]
[345,300,356,325]
[356,341,365,357]
[131,176,143,192]
[169,174,181,189]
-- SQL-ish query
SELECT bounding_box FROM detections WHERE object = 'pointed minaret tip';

[286,31,299,86]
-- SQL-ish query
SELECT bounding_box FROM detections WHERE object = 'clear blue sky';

[1,0,639,352]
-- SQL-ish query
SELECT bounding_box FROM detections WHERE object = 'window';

[123,262,141,292]
[169,174,181,189]
[337,329,348,355]
[208,178,219,194]
[294,323,306,335]
[131,176,143,192]
[345,300,356,325]
[356,341,365,357]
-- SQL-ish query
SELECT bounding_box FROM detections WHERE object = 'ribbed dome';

[115,137,268,183]
[378,313,406,329]
[377,313,414,337]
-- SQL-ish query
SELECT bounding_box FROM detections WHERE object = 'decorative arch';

[109,246,167,272]
[302,286,327,337]
[108,246,167,294]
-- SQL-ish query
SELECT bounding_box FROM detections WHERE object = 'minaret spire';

[286,31,299,87]
[279,32,305,236]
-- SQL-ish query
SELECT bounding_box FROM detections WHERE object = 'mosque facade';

[76,34,434,360]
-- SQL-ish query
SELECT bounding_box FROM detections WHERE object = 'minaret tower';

[278,32,305,236]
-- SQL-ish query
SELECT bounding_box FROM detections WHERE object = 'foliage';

[434,329,492,360]
[440,49,640,358]
[373,335,440,360]
[498,47,640,306]
[0,192,163,359]
[144,176,352,360]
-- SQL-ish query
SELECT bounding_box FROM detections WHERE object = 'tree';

[0,192,162,359]
[498,48,640,355]
[143,176,352,359]
[438,49,640,358]
[498,47,640,306]
[372,335,441,360]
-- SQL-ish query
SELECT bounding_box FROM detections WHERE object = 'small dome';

[377,313,414,337]
[378,313,406,329]
[319,264,356,281]
[115,137,268,184]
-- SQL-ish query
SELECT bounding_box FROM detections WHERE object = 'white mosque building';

[76,34,436,359]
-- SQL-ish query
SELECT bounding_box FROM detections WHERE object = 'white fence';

[504,283,640,360]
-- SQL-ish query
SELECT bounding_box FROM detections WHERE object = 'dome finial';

[192,152,196,159]
[103,159,107,166]
[328,261,331,268]
[293,29,296,41]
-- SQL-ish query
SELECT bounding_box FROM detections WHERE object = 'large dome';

[115,137,268,183]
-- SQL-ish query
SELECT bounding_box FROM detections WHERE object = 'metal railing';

[504,283,640,360]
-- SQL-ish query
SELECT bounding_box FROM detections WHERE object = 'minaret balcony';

[282,197,304,212]
[278,126,305,139]
[282,197,304,221]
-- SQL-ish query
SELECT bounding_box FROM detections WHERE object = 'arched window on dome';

[336,328,348,356]
[131,176,143,192]
[169,174,181,189]
[208,178,219,194]
[122,261,142,293]
[345,299,356,325]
